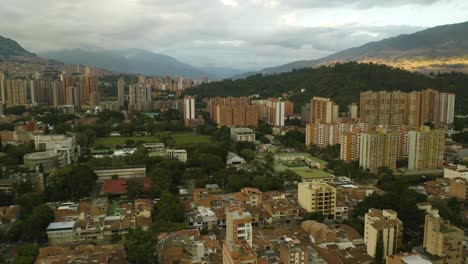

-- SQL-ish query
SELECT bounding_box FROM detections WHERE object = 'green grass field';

[94,133,212,146]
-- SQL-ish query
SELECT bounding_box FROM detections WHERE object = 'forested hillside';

[189,62,467,114]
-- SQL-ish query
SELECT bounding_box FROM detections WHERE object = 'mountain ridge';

[234,21,468,78]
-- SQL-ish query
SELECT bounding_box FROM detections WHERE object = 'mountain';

[0,35,35,58]
[237,21,468,78]
[41,49,234,79]
[191,62,468,114]
[0,35,60,78]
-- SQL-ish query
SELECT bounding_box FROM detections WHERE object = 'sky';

[1,0,467,70]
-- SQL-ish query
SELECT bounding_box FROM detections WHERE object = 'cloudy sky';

[1,0,467,70]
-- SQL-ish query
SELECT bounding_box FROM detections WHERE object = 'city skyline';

[1,0,468,69]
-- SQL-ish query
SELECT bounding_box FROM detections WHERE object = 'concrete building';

[34,134,79,166]
[230,127,256,142]
[128,83,152,111]
[348,103,359,119]
[364,209,403,259]
[386,253,432,264]
[253,98,292,127]
[305,119,369,147]
[340,131,361,162]
[208,97,259,127]
[408,126,445,170]
[298,181,336,220]
[23,151,59,173]
[280,240,308,264]
[223,240,257,264]
[444,165,468,180]
[359,129,398,173]
[310,97,339,123]
[422,211,464,264]
[93,166,146,182]
[273,153,328,170]
[165,149,188,163]
[184,96,196,120]
[226,152,246,166]
[46,221,76,245]
[360,89,455,127]
[226,207,253,246]
[117,77,125,107]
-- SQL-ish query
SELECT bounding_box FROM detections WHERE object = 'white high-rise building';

[439,93,455,125]
[226,207,253,246]
[184,96,196,120]
[273,100,285,127]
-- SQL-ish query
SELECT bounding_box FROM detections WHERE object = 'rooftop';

[290,168,332,180]
[47,221,76,231]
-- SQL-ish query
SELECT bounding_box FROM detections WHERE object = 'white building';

[34,134,80,166]
[226,207,253,246]
[230,127,256,142]
[444,165,468,180]
[166,149,188,163]
[184,96,196,120]
[226,152,246,166]
[46,221,76,245]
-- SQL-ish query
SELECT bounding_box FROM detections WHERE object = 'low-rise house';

[263,192,301,225]
[227,152,246,166]
[47,198,153,245]
[166,149,188,162]
[93,166,146,182]
[231,127,256,142]
[35,244,126,264]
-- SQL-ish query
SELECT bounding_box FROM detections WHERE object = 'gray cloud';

[0,0,464,70]
[285,0,444,9]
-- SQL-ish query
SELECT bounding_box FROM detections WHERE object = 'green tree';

[127,179,144,199]
[153,192,184,223]
[125,228,155,264]
[46,165,97,201]
[14,243,39,264]
[240,149,255,162]
[233,141,255,153]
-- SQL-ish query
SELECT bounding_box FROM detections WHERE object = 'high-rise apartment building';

[298,181,336,220]
[408,126,445,170]
[348,103,359,119]
[310,97,339,123]
[183,96,196,120]
[208,97,258,127]
[305,119,369,147]
[226,207,253,246]
[359,129,398,173]
[129,83,152,111]
[117,78,125,107]
[340,131,362,162]
[364,209,403,259]
[253,98,293,127]
[360,89,455,127]
[422,211,464,264]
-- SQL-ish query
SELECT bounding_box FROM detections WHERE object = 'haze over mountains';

[0,37,245,79]
[235,21,468,78]
[40,49,245,79]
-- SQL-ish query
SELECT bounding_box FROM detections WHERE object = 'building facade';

[364,209,403,259]
[298,181,336,219]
